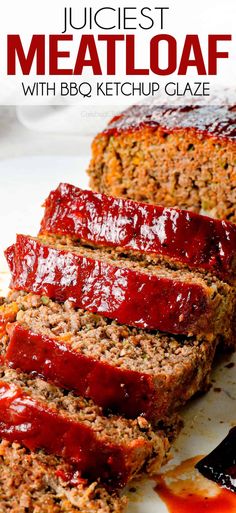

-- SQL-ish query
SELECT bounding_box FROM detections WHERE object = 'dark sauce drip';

[106,104,236,140]
[196,427,236,493]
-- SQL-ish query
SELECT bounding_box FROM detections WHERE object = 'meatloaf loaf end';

[87,104,236,222]
[0,439,127,513]
[0,292,216,423]
[0,365,170,489]
[40,183,236,282]
[5,235,235,343]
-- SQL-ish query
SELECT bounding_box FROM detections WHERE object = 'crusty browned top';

[104,104,236,141]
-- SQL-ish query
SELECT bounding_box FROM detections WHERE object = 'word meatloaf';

[0,292,216,422]
[0,365,170,489]
[0,440,127,513]
[40,183,236,283]
[87,104,236,222]
[5,234,235,342]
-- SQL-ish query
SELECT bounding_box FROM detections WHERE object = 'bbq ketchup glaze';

[5,235,220,336]
[105,104,236,141]
[40,183,236,283]
[6,324,158,421]
[0,379,141,489]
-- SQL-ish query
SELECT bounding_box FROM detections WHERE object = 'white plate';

[0,156,235,513]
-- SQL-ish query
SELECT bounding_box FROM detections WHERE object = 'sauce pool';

[155,456,236,513]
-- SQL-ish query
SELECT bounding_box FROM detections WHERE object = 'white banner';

[0,0,235,105]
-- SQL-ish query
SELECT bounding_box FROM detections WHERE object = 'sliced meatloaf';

[87,104,236,222]
[5,235,235,342]
[0,365,169,489]
[0,439,127,513]
[40,183,236,283]
[0,292,216,423]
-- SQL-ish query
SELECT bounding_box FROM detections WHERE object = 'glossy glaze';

[0,380,131,488]
[6,324,157,420]
[5,235,210,335]
[40,183,236,281]
[155,456,236,513]
[55,468,88,487]
[105,104,236,140]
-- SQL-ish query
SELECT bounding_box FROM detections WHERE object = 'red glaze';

[55,468,88,487]
[105,104,236,141]
[0,379,137,488]
[40,183,236,281]
[6,324,158,421]
[5,235,211,335]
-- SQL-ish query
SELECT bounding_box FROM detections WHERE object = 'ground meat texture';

[39,183,236,283]
[5,235,236,343]
[0,365,170,489]
[0,440,127,513]
[87,104,236,222]
[1,294,216,423]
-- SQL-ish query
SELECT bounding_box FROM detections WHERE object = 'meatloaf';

[87,104,236,222]
[40,183,236,282]
[0,292,216,423]
[5,234,235,342]
[0,440,126,513]
[0,366,169,489]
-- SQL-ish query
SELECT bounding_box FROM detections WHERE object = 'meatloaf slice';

[87,104,236,222]
[0,440,127,513]
[39,183,236,283]
[0,365,169,489]
[0,293,216,423]
[5,234,235,342]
